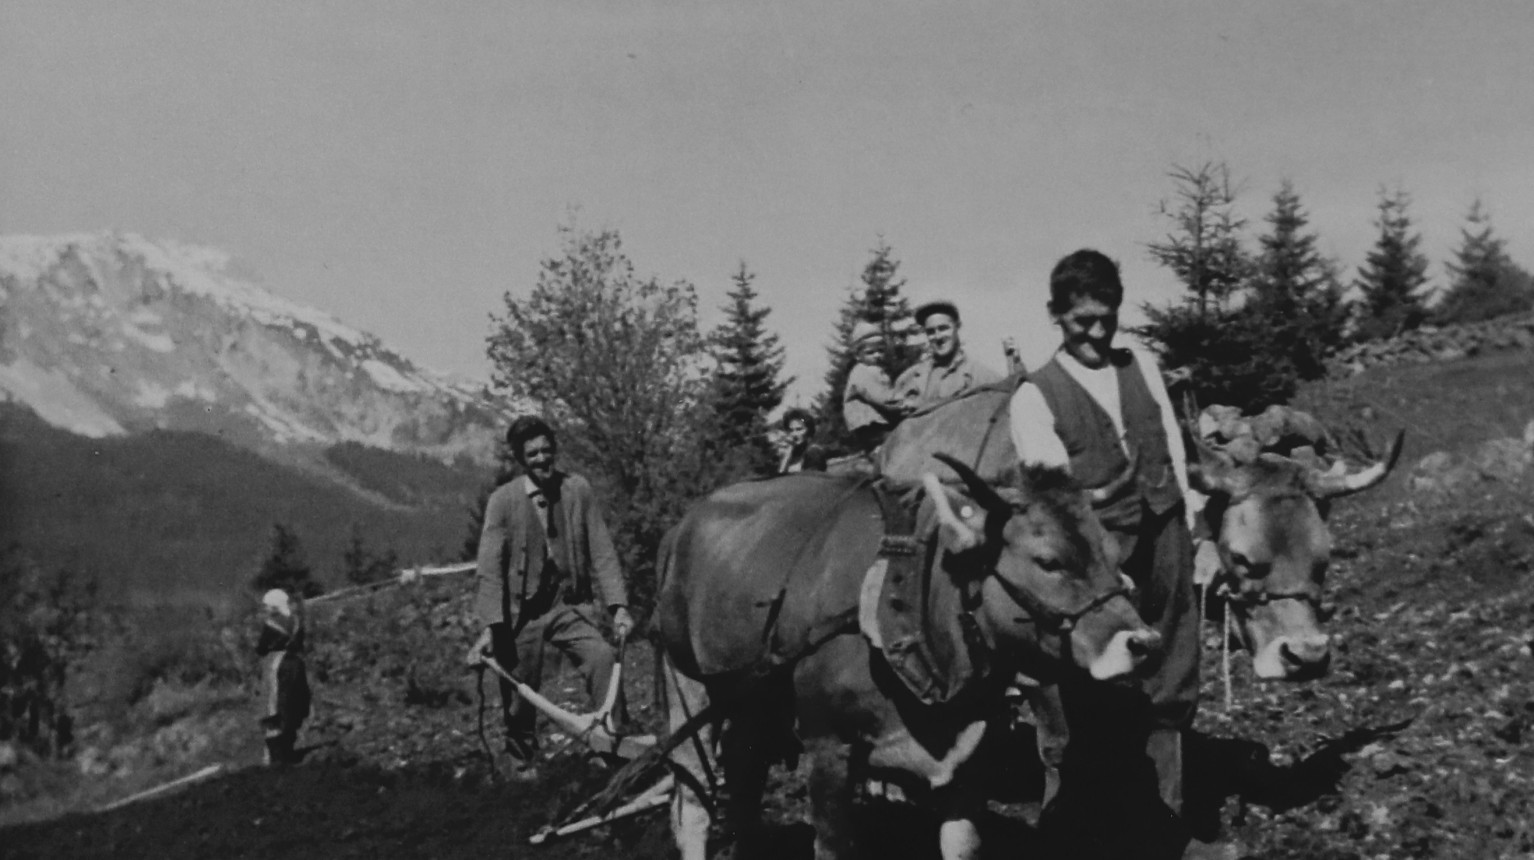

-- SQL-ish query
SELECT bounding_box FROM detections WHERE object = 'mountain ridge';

[0,231,514,464]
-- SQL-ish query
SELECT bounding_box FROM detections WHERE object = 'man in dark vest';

[466,416,634,779]
[1008,249,1214,857]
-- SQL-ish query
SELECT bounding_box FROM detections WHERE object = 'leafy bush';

[0,551,99,757]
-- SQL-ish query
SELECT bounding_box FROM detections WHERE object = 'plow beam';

[527,774,674,845]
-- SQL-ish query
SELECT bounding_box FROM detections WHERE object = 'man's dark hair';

[505,416,556,464]
[782,408,816,436]
[1048,249,1124,315]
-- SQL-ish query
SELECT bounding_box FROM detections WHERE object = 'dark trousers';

[492,603,619,752]
[262,653,310,763]
[1033,502,1200,854]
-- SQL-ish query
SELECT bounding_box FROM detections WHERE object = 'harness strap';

[869,479,986,705]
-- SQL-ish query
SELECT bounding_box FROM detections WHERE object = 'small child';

[841,321,907,454]
[257,589,310,765]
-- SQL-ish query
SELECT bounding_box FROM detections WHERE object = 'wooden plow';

[475,653,682,845]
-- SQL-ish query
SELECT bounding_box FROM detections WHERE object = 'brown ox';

[656,457,1159,860]
[1188,429,1403,680]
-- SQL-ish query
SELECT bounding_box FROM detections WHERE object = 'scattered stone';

[1370,749,1409,777]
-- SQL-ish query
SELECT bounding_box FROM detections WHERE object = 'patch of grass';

[1296,349,1534,459]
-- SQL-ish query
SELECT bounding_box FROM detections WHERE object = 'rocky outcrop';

[1409,419,1534,495]
[0,233,516,464]
[1331,313,1534,377]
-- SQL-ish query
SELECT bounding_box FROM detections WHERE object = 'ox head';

[922,453,1161,681]
[1189,430,1404,680]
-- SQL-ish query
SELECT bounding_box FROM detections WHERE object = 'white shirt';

[1008,345,1201,529]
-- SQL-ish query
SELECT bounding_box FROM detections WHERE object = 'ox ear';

[923,473,981,553]
[1186,435,1242,497]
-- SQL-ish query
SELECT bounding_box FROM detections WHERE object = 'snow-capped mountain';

[0,232,512,463]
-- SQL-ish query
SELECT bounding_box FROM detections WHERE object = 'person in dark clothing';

[776,408,828,475]
[466,417,633,780]
[257,588,310,765]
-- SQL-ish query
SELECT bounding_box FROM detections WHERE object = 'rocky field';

[3,350,1532,860]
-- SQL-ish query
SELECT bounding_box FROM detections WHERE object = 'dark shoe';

[266,735,299,765]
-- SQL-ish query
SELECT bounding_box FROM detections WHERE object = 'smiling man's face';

[521,433,557,485]
[1054,297,1119,369]
[923,312,959,363]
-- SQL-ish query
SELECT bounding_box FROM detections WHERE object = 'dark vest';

[1030,350,1181,532]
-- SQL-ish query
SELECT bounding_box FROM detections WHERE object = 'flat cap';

[914,300,960,326]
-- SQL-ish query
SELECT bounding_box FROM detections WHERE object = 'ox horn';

[1305,429,1405,499]
[933,452,1007,514]
[1185,435,1243,497]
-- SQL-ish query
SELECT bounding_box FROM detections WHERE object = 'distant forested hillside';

[0,404,479,608]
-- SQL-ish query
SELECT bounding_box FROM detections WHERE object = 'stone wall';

[1330,312,1534,377]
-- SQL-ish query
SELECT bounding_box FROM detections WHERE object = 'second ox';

[1187,409,1404,681]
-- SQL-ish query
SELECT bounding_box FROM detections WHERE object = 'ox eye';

[1230,551,1268,577]
[1034,555,1064,573]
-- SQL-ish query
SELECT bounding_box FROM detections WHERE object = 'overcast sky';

[3,1,1530,404]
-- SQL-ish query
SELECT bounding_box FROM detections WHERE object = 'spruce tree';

[1247,180,1347,380]
[252,523,322,597]
[1145,162,1251,321]
[1433,200,1534,325]
[709,262,790,473]
[1136,162,1287,410]
[1353,186,1432,342]
[341,523,399,586]
[815,241,918,448]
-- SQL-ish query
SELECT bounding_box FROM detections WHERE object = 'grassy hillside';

[1294,348,1534,497]
[0,404,481,608]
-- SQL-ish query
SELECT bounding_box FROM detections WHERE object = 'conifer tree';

[1353,187,1432,342]
[1145,162,1251,321]
[252,523,322,597]
[341,523,399,586]
[1433,199,1534,325]
[1247,180,1347,380]
[1137,162,1282,410]
[709,262,790,473]
[815,241,918,447]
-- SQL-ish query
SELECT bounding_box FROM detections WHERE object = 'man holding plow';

[467,416,635,780]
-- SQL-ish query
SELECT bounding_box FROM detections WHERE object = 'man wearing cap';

[895,300,1002,413]
[467,416,634,778]
[256,589,310,765]
[1008,249,1211,857]
[841,320,908,453]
